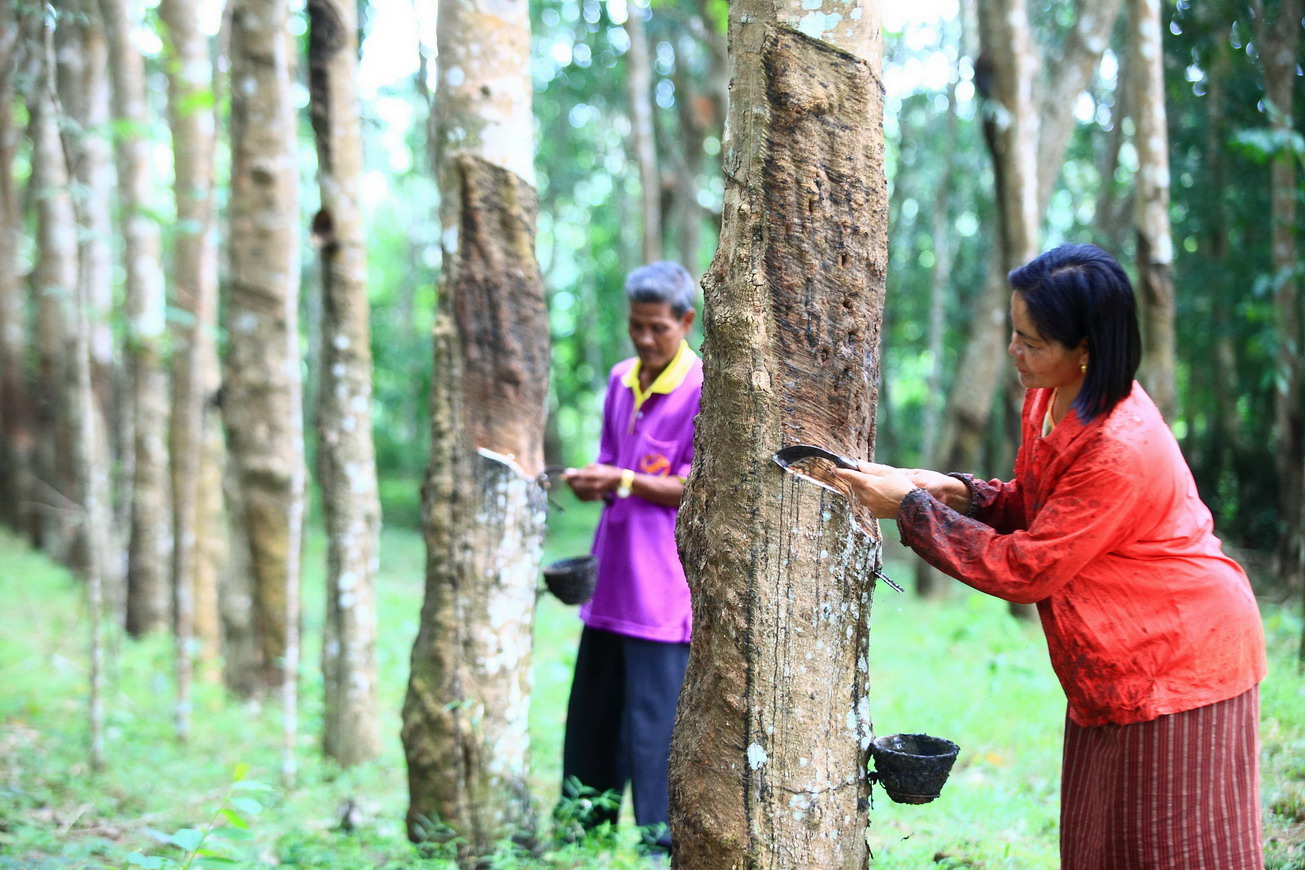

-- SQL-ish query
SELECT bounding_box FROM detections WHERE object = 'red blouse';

[898,383,1267,727]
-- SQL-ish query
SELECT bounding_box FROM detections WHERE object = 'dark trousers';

[561,626,690,852]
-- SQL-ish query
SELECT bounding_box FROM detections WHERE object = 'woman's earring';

[1080,363,1088,374]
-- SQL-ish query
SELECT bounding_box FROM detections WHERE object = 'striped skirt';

[1060,687,1262,870]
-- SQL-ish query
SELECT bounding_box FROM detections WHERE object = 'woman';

[838,244,1266,869]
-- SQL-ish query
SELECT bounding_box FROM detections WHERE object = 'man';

[558,261,701,858]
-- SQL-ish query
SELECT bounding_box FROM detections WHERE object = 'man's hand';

[562,463,622,501]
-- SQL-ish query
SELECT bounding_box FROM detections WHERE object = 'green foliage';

[2,528,1301,868]
[120,765,271,870]
[551,776,623,847]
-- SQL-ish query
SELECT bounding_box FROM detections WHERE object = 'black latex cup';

[870,733,960,804]
[543,556,597,605]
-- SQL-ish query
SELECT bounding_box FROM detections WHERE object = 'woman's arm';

[896,457,1141,604]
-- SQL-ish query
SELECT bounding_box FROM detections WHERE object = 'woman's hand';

[833,462,919,519]
[562,463,621,501]
[903,468,972,514]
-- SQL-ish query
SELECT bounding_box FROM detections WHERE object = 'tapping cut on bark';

[450,155,551,477]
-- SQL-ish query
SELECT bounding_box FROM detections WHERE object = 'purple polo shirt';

[580,342,702,644]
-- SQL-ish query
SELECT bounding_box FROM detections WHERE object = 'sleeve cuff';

[946,472,981,518]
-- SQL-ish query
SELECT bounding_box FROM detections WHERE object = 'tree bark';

[1128,0,1176,420]
[33,8,110,773]
[226,0,307,785]
[54,0,121,615]
[626,0,663,262]
[1249,0,1303,599]
[100,0,173,638]
[0,3,35,539]
[1035,0,1127,209]
[402,0,548,857]
[307,0,382,768]
[669,4,887,865]
[159,0,225,732]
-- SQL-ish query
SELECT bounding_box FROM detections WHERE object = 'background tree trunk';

[0,5,34,539]
[33,7,111,774]
[159,0,225,733]
[307,0,382,768]
[1129,0,1177,419]
[1249,0,1303,601]
[101,0,173,638]
[919,0,1122,610]
[401,0,549,857]
[669,4,887,866]
[626,0,662,262]
[55,0,122,616]
[30,0,80,573]
[226,0,307,785]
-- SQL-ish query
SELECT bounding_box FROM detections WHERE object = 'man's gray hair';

[625,261,697,317]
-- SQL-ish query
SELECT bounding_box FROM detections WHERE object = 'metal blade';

[773,444,902,593]
[772,443,860,470]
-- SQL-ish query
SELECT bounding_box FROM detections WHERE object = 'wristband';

[617,468,635,499]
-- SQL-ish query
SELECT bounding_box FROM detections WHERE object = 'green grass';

[1,504,1303,868]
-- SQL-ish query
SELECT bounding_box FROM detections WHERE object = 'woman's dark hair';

[1008,243,1141,421]
[625,261,697,317]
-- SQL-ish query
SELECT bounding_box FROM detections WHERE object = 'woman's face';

[1008,292,1088,391]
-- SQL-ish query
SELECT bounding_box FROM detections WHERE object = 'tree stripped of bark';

[100,0,173,639]
[668,0,887,864]
[401,0,549,858]
[226,0,307,786]
[307,0,382,768]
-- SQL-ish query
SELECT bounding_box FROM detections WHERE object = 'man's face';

[628,301,695,376]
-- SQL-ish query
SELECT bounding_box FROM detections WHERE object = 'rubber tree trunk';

[1250,0,1304,600]
[159,0,225,732]
[401,0,548,858]
[1128,0,1177,420]
[307,0,382,768]
[55,0,121,615]
[32,8,110,774]
[226,0,307,785]
[668,4,887,866]
[101,0,173,639]
[0,10,35,540]
[626,0,662,262]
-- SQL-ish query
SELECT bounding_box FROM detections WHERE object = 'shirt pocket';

[635,434,681,477]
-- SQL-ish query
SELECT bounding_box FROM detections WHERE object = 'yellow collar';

[622,340,695,410]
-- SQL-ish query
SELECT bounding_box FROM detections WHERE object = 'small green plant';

[1271,789,1305,825]
[122,763,272,870]
[550,776,623,848]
